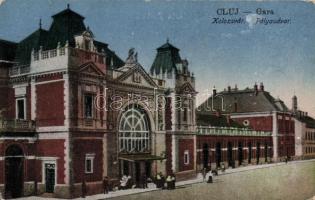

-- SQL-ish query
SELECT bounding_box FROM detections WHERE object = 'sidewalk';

[17,159,315,200]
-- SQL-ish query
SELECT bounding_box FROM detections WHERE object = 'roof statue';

[126,48,138,64]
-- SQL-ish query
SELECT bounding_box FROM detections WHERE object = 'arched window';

[119,105,150,153]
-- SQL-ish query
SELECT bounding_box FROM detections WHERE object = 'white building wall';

[294,119,304,157]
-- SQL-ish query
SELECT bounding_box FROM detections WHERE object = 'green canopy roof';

[150,41,182,75]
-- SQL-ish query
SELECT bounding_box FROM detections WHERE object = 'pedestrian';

[103,176,109,194]
[81,179,87,198]
[155,173,161,188]
[160,173,166,189]
[202,168,207,182]
[171,173,176,190]
[141,174,148,189]
[212,168,218,176]
[221,163,225,172]
[206,170,213,183]
[166,175,172,190]
[119,175,128,190]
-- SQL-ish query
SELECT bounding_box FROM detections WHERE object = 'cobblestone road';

[107,160,315,200]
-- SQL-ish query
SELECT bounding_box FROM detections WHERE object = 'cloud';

[0,0,5,6]
[245,14,260,29]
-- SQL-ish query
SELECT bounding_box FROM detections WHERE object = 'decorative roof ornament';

[39,18,42,29]
[126,48,138,64]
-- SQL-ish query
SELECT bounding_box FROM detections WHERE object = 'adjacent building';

[196,113,272,170]
[197,83,295,162]
[292,95,315,159]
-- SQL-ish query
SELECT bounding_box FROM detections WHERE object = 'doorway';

[227,142,233,167]
[238,142,243,165]
[248,142,252,164]
[5,145,24,198]
[45,163,56,193]
[256,142,260,164]
[264,143,268,162]
[215,143,221,167]
[202,143,209,169]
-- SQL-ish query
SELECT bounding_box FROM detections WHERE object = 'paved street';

[17,159,315,200]
[107,160,315,200]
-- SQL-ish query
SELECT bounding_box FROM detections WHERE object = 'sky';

[0,0,314,117]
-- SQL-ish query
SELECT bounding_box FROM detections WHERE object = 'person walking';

[81,179,87,198]
[206,170,213,183]
[166,175,172,190]
[171,173,176,190]
[202,168,207,182]
[103,176,109,194]
[141,174,148,189]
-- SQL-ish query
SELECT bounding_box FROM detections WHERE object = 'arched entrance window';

[5,145,24,198]
[119,104,150,153]
[202,143,209,169]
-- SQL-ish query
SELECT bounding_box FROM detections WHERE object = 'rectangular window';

[16,98,25,119]
[59,48,65,55]
[50,49,57,57]
[34,52,39,60]
[183,108,188,122]
[84,94,93,118]
[85,154,94,174]
[184,150,189,165]
[42,51,49,59]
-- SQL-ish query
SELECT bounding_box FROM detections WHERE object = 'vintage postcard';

[0,0,314,199]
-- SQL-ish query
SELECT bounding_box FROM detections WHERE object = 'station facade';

[0,6,303,199]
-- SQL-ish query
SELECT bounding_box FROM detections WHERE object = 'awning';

[118,154,165,162]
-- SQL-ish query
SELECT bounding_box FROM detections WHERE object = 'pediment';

[178,82,196,94]
[116,64,158,88]
[79,62,105,76]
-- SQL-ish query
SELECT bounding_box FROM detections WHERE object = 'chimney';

[213,86,217,96]
[254,83,258,95]
[259,82,264,91]
[292,95,297,113]
[227,85,231,92]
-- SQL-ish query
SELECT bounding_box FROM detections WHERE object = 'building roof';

[296,114,315,129]
[93,40,124,68]
[0,39,17,61]
[197,86,289,114]
[51,6,85,19]
[9,7,124,67]
[197,113,244,128]
[15,28,49,64]
[150,41,182,75]
[45,8,86,50]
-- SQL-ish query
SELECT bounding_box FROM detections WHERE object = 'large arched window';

[119,105,150,153]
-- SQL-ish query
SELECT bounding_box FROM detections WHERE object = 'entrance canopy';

[118,154,165,162]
